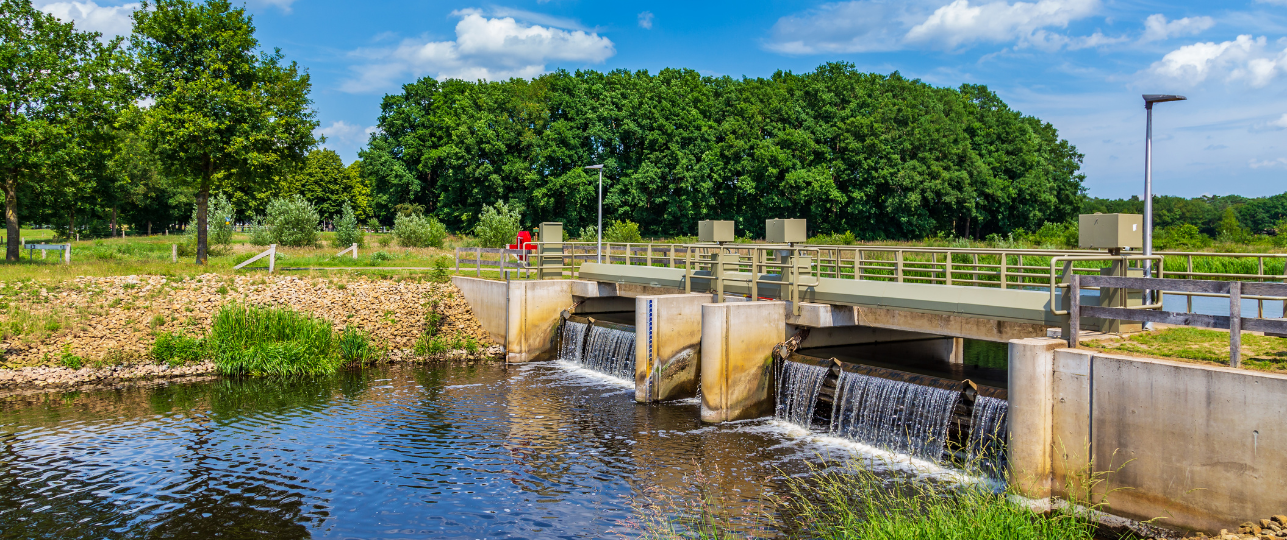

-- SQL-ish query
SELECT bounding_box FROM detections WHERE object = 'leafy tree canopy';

[360,63,1087,240]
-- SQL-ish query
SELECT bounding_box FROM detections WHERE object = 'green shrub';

[807,231,857,245]
[377,235,393,248]
[366,217,382,232]
[370,250,393,263]
[208,302,338,376]
[335,202,365,248]
[474,201,521,248]
[394,213,447,248]
[152,331,204,367]
[263,195,320,247]
[59,345,85,370]
[1025,220,1079,249]
[577,224,597,242]
[604,220,642,243]
[1215,207,1252,244]
[431,256,452,282]
[337,325,378,365]
[1156,223,1211,250]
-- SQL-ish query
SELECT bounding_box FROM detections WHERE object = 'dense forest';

[5,0,1285,258]
[360,64,1087,240]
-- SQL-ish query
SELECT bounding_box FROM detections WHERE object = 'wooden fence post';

[172,244,177,262]
[1069,274,1080,348]
[268,244,276,274]
[476,247,482,277]
[455,247,460,274]
[1229,281,1241,368]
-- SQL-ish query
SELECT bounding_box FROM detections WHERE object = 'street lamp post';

[1142,94,1186,321]
[585,164,604,263]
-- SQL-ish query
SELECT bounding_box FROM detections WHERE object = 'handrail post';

[1069,274,1080,348]
[945,251,953,286]
[750,247,759,302]
[647,244,652,267]
[1000,253,1008,289]
[684,246,692,294]
[476,247,481,277]
[896,250,904,283]
[1230,281,1242,368]
[455,247,460,274]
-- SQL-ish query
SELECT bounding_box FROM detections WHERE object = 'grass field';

[1085,327,1287,372]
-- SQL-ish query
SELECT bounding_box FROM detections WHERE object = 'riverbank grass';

[207,302,348,376]
[1085,327,1287,372]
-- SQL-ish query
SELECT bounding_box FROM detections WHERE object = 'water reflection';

[3,363,906,539]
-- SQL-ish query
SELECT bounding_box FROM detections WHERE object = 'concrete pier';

[700,301,786,423]
[635,294,711,403]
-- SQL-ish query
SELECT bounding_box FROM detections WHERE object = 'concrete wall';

[635,294,712,402]
[1010,339,1287,533]
[505,280,574,363]
[1053,349,1287,533]
[451,276,507,344]
[700,301,786,423]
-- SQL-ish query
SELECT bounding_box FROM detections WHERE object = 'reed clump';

[633,459,1120,540]
[150,302,384,376]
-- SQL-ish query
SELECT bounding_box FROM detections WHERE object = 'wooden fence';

[1069,274,1287,367]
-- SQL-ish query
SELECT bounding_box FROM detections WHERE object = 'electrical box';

[766,219,807,244]
[1078,214,1142,250]
[698,220,735,243]
[538,222,563,244]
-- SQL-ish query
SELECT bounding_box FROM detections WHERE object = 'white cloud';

[341,9,615,92]
[314,121,377,146]
[1148,35,1287,87]
[1140,14,1214,43]
[1065,30,1128,50]
[1249,157,1287,168]
[1272,113,1287,128]
[638,11,654,30]
[766,1,926,54]
[766,0,1102,54]
[38,1,139,37]
[905,0,1099,50]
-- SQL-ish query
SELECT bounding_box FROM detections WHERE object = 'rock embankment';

[1156,515,1287,540]
[0,361,217,397]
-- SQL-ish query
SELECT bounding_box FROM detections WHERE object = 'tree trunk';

[4,181,18,262]
[68,209,75,241]
[196,187,209,264]
[111,206,118,237]
[148,221,152,236]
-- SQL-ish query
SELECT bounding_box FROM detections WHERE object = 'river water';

[0,362,960,539]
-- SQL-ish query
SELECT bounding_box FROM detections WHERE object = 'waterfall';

[558,321,588,363]
[775,361,831,426]
[828,370,960,461]
[967,395,1009,475]
[579,325,636,381]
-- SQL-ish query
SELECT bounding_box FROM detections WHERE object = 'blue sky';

[36,0,1287,199]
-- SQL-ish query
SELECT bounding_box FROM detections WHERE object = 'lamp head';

[1143,94,1186,109]
[583,164,604,169]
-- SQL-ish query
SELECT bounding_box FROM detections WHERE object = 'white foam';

[552,360,635,388]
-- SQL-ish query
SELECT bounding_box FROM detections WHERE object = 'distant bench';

[24,243,71,262]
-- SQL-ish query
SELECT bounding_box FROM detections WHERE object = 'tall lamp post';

[585,164,604,263]
[1142,93,1186,321]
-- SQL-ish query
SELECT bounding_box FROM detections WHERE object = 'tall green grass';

[635,459,1122,540]
[780,463,1102,540]
[206,302,377,376]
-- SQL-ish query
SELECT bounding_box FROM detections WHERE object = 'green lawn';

[1086,327,1287,372]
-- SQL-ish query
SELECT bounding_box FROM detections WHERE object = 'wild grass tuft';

[151,331,205,367]
[208,302,339,376]
[337,325,380,365]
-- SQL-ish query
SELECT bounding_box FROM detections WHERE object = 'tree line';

[6,0,1283,261]
[361,64,1088,241]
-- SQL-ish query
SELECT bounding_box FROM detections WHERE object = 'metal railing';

[455,242,1287,317]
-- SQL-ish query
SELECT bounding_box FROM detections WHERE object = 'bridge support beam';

[635,294,711,403]
[700,301,786,423]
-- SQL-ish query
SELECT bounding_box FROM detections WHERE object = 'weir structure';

[451,217,1287,535]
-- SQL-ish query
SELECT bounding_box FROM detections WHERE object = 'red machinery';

[506,231,536,261]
